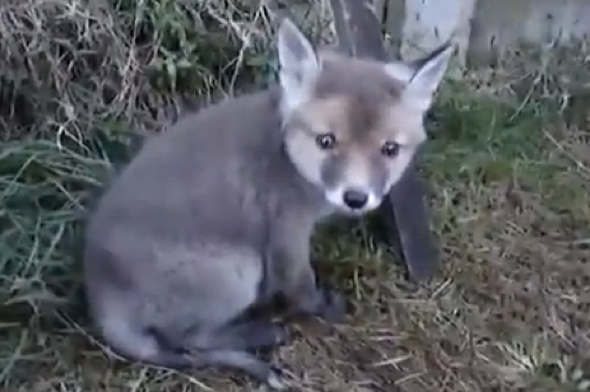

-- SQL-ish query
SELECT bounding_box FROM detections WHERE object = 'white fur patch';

[325,186,381,215]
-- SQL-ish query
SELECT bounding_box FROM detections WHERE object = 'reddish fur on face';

[290,51,426,152]
[281,50,427,212]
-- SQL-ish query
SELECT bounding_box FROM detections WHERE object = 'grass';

[1,67,590,392]
[1,3,590,389]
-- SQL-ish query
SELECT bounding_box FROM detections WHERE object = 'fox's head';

[276,18,452,215]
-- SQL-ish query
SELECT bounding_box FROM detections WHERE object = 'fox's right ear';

[384,43,453,112]
[276,18,321,117]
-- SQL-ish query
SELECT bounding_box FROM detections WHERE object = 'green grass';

[1,72,590,392]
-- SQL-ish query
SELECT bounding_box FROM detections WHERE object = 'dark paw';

[250,323,290,360]
[271,322,290,346]
[262,322,290,348]
[317,287,348,323]
[264,365,288,390]
[240,319,290,351]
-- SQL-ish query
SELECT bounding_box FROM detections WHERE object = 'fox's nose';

[342,189,369,210]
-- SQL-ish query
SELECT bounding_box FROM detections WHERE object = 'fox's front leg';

[265,223,347,323]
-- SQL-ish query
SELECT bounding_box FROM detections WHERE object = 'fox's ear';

[384,43,454,112]
[277,18,321,117]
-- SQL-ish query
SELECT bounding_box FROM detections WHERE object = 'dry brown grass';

[1,0,590,391]
[3,63,590,392]
[0,0,324,141]
[8,91,590,392]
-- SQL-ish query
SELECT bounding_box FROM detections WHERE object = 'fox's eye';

[381,141,400,157]
[315,133,337,150]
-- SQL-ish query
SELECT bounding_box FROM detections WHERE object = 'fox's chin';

[341,207,371,217]
[329,201,382,217]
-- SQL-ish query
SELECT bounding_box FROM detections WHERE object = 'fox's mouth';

[333,203,383,218]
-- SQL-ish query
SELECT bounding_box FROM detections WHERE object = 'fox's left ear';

[384,43,454,112]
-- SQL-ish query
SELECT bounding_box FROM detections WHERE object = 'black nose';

[342,189,369,210]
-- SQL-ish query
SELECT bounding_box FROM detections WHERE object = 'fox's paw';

[317,287,348,324]
[260,365,289,391]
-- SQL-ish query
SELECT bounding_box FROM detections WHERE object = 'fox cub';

[82,17,452,390]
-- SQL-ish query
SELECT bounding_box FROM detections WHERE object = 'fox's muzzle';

[320,153,389,214]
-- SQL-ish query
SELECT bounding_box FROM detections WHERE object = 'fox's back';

[82,86,297,332]
[87,88,288,247]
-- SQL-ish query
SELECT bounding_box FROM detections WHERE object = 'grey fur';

[83,83,345,389]
[83,18,451,389]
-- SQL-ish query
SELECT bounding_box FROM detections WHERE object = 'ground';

[1,59,590,392]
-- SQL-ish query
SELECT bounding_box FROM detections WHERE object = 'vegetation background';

[1,0,590,391]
